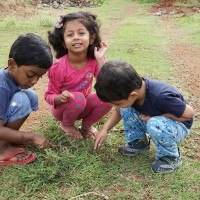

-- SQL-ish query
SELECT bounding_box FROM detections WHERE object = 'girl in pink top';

[45,11,112,140]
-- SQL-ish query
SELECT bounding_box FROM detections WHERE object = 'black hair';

[94,60,143,102]
[9,33,53,69]
[48,11,101,59]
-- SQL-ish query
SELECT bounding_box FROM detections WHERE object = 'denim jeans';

[5,89,38,124]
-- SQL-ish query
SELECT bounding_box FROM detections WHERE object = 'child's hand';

[94,129,108,149]
[139,114,151,122]
[60,90,74,103]
[30,133,53,149]
[94,42,109,61]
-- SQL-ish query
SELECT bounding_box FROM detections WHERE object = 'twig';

[69,191,109,200]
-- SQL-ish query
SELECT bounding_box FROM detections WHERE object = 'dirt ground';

[0,0,200,138]
[0,0,34,18]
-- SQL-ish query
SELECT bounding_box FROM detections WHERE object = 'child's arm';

[94,107,121,149]
[0,120,52,149]
[140,104,194,123]
[94,42,109,69]
[161,104,194,122]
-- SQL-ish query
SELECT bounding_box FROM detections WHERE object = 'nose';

[73,32,79,40]
[31,76,40,85]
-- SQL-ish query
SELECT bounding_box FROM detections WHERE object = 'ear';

[7,58,17,70]
[89,34,96,45]
[129,91,139,99]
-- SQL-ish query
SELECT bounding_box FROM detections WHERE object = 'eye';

[26,74,35,78]
[79,32,85,35]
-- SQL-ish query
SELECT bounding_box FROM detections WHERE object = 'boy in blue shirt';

[0,33,53,166]
[94,60,194,173]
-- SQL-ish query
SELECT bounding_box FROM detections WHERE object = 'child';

[45,11,112,140]
[94,60,194,173]
[0,33,53,166]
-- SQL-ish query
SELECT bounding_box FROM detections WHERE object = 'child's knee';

[6,92,34,122]
[65,92,86,112]
[11,92,33,110]
[146,117,163,138]
[22,89,38,111]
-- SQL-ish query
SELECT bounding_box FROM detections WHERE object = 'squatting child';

[0,33,53,166]
[94,60,194,173]
[45,11,112,140]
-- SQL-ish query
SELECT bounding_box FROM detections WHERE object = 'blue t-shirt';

[0,69,21,121]
[132,78,193,129]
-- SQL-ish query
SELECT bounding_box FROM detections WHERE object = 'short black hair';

[94,60,142,102]
[48,11,101,59]
[9,33,53,69]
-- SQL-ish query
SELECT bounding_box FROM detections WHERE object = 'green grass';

[175,0,200,7]
[106,4,173,81]
[0,0,200,199]
[174,13,200,47]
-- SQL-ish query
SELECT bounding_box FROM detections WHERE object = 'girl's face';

[63,20,92,54]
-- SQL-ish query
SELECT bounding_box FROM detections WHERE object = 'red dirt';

[149,0,200,14]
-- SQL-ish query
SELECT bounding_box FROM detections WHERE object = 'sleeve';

[44,62,64,106]
[0,88,10,120]
[155,93,186,118]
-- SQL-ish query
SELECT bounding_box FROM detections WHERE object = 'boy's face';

[110,93,138,108]
[8,59,47,89]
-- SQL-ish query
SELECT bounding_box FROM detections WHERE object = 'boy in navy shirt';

[94,60,194,173]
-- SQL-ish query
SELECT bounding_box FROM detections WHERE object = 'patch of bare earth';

[0,0,33,18]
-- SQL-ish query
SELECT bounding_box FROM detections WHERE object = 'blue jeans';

[120,107,190,159]
[5,89,38,124]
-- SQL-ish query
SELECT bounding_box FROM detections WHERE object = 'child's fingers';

[62,91,74,99]
[94,46,97,53]
[94,139,99,149]
[94,138,102,149]
[48,141,54,148]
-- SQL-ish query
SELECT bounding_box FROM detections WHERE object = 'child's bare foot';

[58,124,84,140]
[0,143,37,166]
[81,125,98,139]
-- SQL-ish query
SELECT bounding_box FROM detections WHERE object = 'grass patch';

[175,0,200,7]
[174,13,200,47]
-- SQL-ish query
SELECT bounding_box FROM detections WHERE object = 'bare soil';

[0,0,33,18]
[149,0,200,14]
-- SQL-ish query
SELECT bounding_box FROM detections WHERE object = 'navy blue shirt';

[132,78,193,129]
[0,69,21,121]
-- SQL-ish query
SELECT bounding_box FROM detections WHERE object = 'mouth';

[73,43,82,48]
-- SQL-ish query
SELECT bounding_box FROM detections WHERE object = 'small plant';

[39,17,53,28]
[5,18,16,27]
